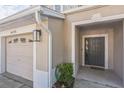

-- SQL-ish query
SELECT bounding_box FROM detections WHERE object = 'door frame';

[82,34,108,69]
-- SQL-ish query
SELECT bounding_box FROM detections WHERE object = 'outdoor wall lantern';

[33,29,41,42]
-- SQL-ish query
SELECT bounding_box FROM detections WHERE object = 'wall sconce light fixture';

[33,30,41,42]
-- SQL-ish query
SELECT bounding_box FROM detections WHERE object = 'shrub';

[55,63,73,87]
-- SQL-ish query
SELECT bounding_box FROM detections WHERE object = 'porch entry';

[83,36,105,68]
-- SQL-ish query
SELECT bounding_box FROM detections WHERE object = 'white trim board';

[52,68,57,85]
[33,70,49,88]
[71,25,76,77]
[82,34,108,69]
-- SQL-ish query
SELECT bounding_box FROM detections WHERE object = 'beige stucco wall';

[48,17,64,68]
[36,18,49,71]
[36,32,49,71]
[75,28,80,73]
[113,22,123,79]
[35,15,65,71]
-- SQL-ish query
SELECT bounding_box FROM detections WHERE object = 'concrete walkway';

[75,67,123,88]
[74,79,113,88]
[0,72,32,88]
[0,68,122,88]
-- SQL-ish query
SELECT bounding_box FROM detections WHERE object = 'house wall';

[36,30,49,71]
[78,24,114,70]
[36,18,49,72]
[48,17,64,68]
[48,17,64,84]
[75,27,80,75]
[113,22,123,79]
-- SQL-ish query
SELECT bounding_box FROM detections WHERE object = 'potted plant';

[53,63,75,88]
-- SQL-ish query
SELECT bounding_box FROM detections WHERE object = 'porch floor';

[75,67,123,88]
[0,72,33,88]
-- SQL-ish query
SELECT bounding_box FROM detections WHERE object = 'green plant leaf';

[55,63,73,87]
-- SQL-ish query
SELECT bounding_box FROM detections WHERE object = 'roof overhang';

[41,6,65,19]
[0,6,65,25]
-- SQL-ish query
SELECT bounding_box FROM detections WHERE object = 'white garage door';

[6,33,33,81]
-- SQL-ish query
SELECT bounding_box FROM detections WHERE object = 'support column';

[33,29,49,88]
[72,24,76,77]
[123,20,124,86]
[0,37,6,74]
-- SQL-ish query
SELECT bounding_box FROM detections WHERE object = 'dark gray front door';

[85,37,105,67]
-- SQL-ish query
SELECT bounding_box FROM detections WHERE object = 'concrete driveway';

[0,72,32,88]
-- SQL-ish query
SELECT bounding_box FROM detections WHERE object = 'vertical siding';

[48,17,64,68]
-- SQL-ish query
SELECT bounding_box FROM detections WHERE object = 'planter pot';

[52,78,75,88]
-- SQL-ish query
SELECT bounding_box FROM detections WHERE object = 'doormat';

[90,67,105,71]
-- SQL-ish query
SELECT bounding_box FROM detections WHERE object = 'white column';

[0,37,5,74]
[71,24,76,77]
[33,40,49,88]
[123,20,124,86]
[33,41,37,87]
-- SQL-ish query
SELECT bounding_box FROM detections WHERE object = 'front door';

[85,37,105,67]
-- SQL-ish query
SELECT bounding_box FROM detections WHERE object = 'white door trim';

[71,25,76,77]
[82,34,108,69]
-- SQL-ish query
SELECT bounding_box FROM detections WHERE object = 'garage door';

[6,33,33,81]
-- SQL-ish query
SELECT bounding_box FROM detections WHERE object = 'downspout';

[35,10,52,88]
